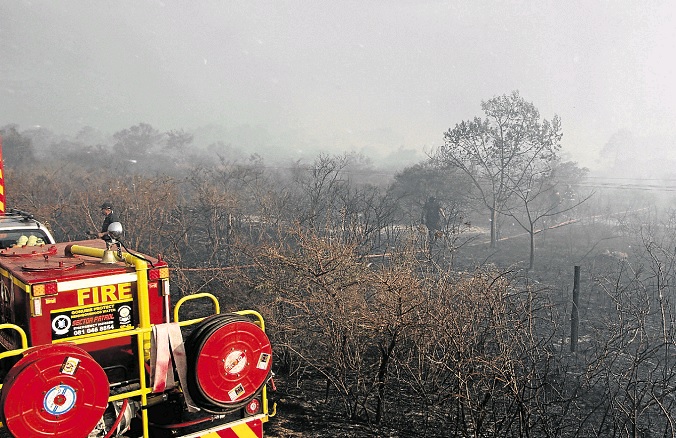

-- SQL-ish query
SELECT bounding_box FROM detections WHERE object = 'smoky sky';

[1,0,675,168]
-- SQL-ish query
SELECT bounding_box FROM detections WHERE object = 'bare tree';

[504,159,591,269]
[434,91,562,248]
[289,154,350,232]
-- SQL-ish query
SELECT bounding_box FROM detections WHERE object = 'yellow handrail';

[0,323,27,350]
[235,309,266,331]
[173,292,220,324]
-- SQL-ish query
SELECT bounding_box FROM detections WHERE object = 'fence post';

[570,265,580,352]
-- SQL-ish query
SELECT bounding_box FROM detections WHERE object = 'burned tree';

[434,91,562,248]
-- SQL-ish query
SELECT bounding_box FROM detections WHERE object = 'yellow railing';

[0,323,28,362]
[173,292,220,326]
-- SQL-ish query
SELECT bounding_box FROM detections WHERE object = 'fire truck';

[0,137,275,437]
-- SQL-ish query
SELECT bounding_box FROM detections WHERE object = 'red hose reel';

[185,313,272,413]
[0,343,109,438]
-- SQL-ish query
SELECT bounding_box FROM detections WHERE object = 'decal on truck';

[50,300,134,340]
[76,282,133,306]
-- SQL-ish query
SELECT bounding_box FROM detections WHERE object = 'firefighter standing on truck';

[97,201,118,240]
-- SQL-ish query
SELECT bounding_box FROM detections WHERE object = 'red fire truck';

[0,137,275,437]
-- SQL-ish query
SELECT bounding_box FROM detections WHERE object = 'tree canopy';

[434,90,563,247]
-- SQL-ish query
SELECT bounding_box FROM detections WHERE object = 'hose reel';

[0,343,110,438]
[185,313,272,414]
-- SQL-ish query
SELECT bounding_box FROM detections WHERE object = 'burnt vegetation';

[2,93,676,437]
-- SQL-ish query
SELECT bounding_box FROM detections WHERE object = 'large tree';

[0,124,35,168]
[112,123,163,160]
[434,91,562,248]
[387,161,471,227]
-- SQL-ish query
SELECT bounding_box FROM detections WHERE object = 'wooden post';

[570,266,580,352]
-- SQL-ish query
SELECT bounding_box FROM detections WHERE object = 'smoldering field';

[2,123,676,437]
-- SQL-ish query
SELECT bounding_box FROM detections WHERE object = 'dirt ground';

[264,394,399,438]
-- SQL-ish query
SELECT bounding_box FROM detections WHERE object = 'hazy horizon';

[2,1,675,171]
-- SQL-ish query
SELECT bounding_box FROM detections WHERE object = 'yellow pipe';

[173,292,220,323]
[68,245,152,358]
[68,244,152,437]
[235,309,266,331]
[0,323,27,349]
[136,321,150,437]
[53,326,151,345]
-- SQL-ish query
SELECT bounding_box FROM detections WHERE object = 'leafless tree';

[434,91,562,249]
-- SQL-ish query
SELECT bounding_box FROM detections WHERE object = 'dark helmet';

[100,202,114,210]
